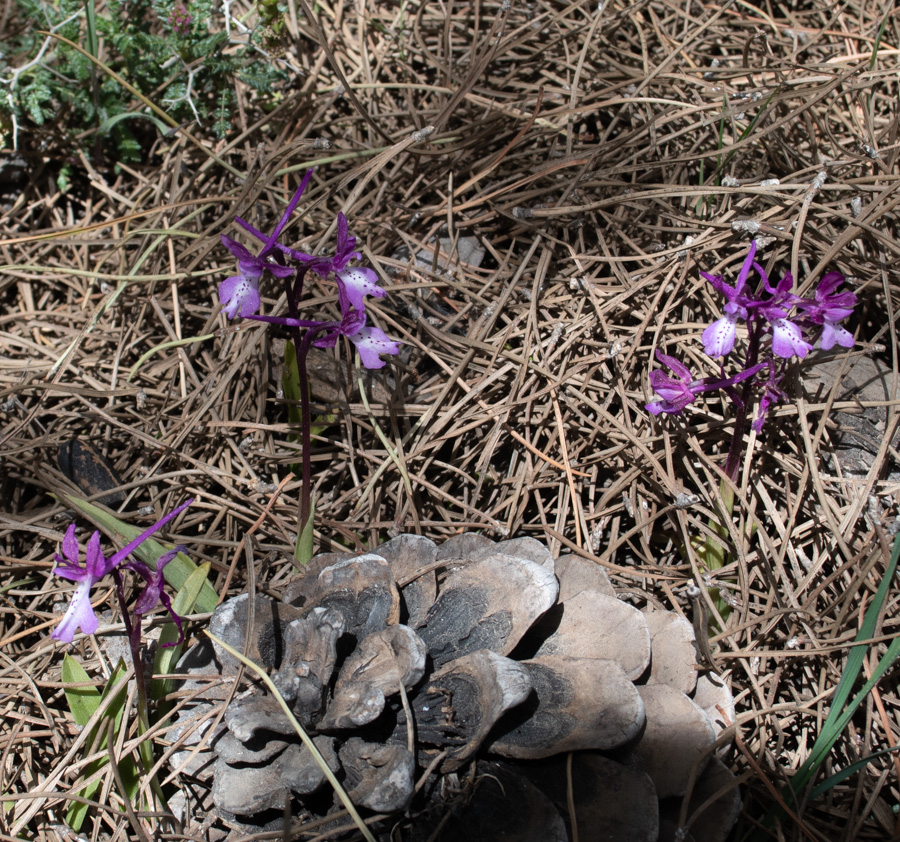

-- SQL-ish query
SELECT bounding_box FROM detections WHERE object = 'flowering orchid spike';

[50,499,193,644]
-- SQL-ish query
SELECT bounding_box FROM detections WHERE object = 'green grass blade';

[810,744,900,799]
[790,531,900,797]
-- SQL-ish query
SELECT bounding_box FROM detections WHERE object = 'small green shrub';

[1,0,286,162]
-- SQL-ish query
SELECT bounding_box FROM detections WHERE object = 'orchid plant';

[647,242,857,614]
[647,241,856,480]
[49,498,195,825]
[217,169,401,561]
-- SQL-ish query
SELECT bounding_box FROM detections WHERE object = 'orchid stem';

[111,569,169,814]
[283,267,318,563]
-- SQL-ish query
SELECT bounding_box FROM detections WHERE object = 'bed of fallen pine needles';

[1,0,900,839]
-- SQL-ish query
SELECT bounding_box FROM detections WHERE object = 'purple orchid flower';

[646,350,765,416]
[218,235,294,319]
[309,212,387,311]
[219,170,316,319]
[700,243,759,358]
[701,242,811,360]
[646,352,705,415]
[644,349,765,415]
[51,499,192,644]
[797,271,857,350]
[130,546,185,644]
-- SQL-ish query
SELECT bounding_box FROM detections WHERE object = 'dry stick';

[731,728,824,842]
[552,393,585,549]
[294,0,392,145]
[106,719,152,842]
[9,663,139,834]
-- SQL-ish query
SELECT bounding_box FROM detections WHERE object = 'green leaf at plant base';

[151,562,211,709]
[57,492,218,613]
[62,653,104,727]
[62,656,132,830]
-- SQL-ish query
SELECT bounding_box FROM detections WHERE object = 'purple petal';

[820,320,854,350]
[84,531,112,579]
[337,309,366,337]
[108,499,194,569]
[349,326,402,369]
[769,318,812,359]
[51,578,98,643]
[645,381,696,413]
[268,264,295,279]
[737,241,758,291]
[61,523,79,566]
[702,314,738,357]
[337,267,385,313]
[236,218,316,263]
[312,329,340,349]
[335,212,351,260]
[771,271,795,298]
[218,274,261,319]
[128,559,159,617]
[815,271,846,299]
[262,169,315,254]
[653,350,692,382]
[53,563,88,583]
[648,370,690,402]
[220,234,259,267]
